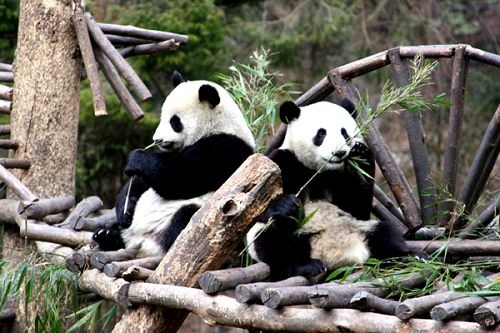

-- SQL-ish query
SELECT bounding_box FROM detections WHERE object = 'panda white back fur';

[247,100,410,281]
[92,72,255,256]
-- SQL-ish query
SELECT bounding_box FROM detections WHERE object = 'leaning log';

[112,154,282,333]
[198,262,270,294]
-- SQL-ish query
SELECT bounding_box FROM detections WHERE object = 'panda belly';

[121,188,212,258]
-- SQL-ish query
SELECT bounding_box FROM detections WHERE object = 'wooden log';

[373,185,406,222]
[95,49,144,120]
[457,105,500,228]
[18,194,75,219]
[121,265,154,281]
[0,99,11,114]
[119,39,180,58]
[36,241,74,264]
[65,250,90,273]
[459,196,500,239]
[372,198,408,235]
[57,196,103,229]
[350,291,400,315]
[441,45,469,227]
[97,22,188,44]
[396,291,468,320]
[85,13,152,101]
[79,269,488,333]
[103,256,163,278]
[198,262,270,294]
[0,158,30,170]
[431,296,498,321]
[71,210,116,231]
[0,164,37,202]
[308,284,388,309]
[42,212,68,225]
[0,63,12,71]
[328,73,422,230]
[261,285,313,309]
[79,269,131,309]
[465,46,500,68]
[89,248,137,270]
[388,48,436,225]
[18,221,92,247]
[407,240,500,255]
[0,84,12,100]
[0,124,10,135]
[474,299,500,327]
[0,139,18,149]
[235,276,309,304]
[0,72,13,82]
[399,44,456,58]
[105,34,154,46]
[112,154,282,333]
[72,10,107,116]
[414,226,446,240]
[332,50,389,80]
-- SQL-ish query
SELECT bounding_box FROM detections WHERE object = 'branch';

[97,22,188,44]
[119,39,180,58]
[406,240,500,255]
[235,276,309,304]
[18,194,75,220]
[474,299,500,327]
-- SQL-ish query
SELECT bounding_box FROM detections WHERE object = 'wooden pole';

[97,22,188,44]
[388,48,436,225]
[112,154,282,333]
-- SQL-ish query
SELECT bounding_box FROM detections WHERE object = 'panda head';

[153,72,255,152]
[280,99,363,171]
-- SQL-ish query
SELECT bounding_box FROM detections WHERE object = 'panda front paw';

[292,259,327,280]
[350,141,369,157]
[92,225,125,251]
[265,194,299,220]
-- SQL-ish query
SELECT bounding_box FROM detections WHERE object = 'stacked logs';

[72,9,187,119]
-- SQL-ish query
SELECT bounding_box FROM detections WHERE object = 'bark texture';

[11,0,81,198]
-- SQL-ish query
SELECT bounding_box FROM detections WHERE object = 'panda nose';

[334,150,348,159]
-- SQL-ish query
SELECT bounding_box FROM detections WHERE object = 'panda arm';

[125,134,254,199]
[114,176,150,229]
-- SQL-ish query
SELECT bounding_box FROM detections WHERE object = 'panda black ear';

[279,101,301,124]
[199,84,220,108]
[171,71,185,87]
[340,98,359,119]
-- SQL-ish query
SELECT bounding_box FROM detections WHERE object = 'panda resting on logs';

[247,99,413,281]
[93,72,255,257]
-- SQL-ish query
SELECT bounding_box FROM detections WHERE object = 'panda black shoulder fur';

[247,100,411,281]
[93,72,255,257]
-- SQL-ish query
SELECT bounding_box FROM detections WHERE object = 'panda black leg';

[367,220,410,259]
[159,203,200,252]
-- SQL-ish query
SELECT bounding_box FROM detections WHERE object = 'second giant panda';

[93,72,255,257]
[247,100,411,280]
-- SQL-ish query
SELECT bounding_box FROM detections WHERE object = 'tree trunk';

[4,1,81,331]
[10,0,81,198]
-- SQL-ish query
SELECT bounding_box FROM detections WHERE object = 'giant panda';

[247,99,411,281]
[93,72,255,257]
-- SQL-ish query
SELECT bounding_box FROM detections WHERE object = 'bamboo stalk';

[465,46,500,68]
[0,158,30,170]
[0,100,11,114]
[456,105,500,229]
[85,13,152,101]
[98,22,188,44]
[72,10,107,116]
[0,72,14,82]
[119,39,180,58]
[388,48,436,225]
[328,72,422,229]
[459,196,500,239]
[407,239,500,255]
[441,45,469,227]
[94,49,144,120]
[0,84,12,100]
[198,263,270,294]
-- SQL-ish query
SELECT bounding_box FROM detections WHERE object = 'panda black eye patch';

[170,115,183,133]
[313,128,327,146]
[341,127,352,144]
